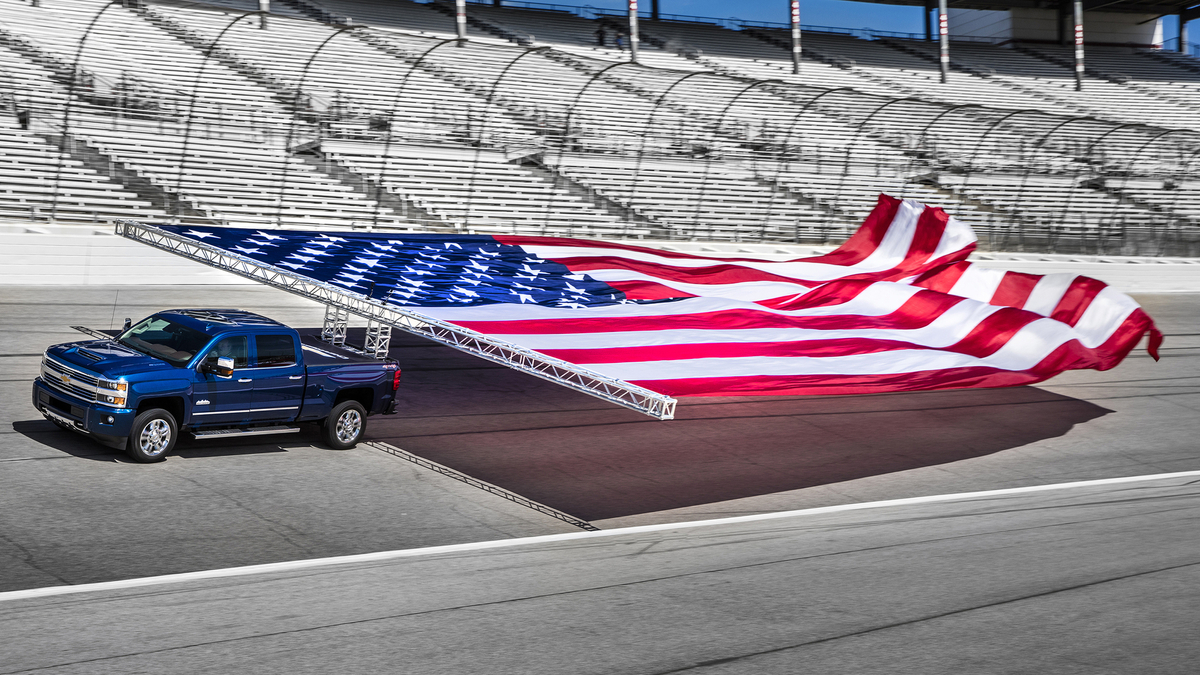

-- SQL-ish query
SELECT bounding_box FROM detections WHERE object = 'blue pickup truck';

[32,309,400,462]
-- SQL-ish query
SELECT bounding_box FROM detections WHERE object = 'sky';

[524,0,1185,45]
[560,0,929,32]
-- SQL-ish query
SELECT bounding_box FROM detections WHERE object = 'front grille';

[41,356,100,404]
[43,357,100,387]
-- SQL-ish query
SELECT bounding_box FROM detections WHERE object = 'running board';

[191,426,301,440]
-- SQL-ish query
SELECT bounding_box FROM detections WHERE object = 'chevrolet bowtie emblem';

[59,374,70,385]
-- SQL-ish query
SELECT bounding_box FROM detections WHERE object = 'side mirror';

[123,318,132,331]
[203,356,235,379]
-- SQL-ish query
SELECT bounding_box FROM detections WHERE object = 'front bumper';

[32,378,134,449]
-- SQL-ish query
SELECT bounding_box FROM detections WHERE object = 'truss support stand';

[364,320,393,359]
[938,0,948,84]
[115,220,677,421]
[322,305,349,347]
[258,0,268,29]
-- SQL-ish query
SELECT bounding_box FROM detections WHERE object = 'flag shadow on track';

[368,331,1114,522]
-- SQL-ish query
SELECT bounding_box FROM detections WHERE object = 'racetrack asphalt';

[3,474,1198,674]
[1,285,1198,673]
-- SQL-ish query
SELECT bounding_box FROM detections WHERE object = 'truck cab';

[33,309,399,462]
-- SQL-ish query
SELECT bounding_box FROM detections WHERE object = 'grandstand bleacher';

[0,0,1197,254]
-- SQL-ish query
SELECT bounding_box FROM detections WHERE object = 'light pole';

[938,0,948,84]
[628,0,640,64]
[1073,0,1084,91]
[789,0,801,75]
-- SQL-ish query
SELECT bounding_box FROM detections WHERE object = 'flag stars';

[166,225,632,309]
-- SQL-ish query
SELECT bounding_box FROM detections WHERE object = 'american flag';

[162,194,1161,397]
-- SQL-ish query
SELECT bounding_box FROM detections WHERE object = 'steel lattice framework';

[115,219,678,420]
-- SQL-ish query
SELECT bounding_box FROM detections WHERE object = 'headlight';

[103,395,126,407]
[100,380,128,393]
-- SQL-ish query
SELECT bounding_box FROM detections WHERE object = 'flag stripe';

[991,271,1040,309]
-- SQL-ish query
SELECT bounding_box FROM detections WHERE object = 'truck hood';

[47,340,178,379]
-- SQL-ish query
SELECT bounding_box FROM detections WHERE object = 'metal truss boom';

[115,220,677,420]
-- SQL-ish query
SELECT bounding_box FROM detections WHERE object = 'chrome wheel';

[335,408,362,444]
[139,419,172,456]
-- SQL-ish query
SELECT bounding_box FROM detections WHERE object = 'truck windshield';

[118,315,211,366]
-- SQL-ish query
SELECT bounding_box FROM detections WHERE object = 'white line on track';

[3,469,1198,604]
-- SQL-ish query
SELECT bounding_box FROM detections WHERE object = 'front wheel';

[126,408,177,463]
[323,400,366,450]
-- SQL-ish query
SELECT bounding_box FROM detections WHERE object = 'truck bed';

[297,331,389,368]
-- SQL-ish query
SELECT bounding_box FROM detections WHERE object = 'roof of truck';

[158,309,288,333]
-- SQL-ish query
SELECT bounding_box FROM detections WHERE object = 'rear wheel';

[323,400,366,450]
[126,408,177,463]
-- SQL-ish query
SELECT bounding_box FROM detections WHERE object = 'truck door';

[193,336,252,425]
[248,333,304,422]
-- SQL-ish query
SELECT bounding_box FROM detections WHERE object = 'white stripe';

[948,263,1006,303]
[854,199,923,271]
[4,469,1196,603]
[927,214,977,263]
[1024,274,1078,316]
[1073,286,1139,338]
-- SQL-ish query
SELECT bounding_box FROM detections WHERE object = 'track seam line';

[363,440,598,531]
[2,468,1198,603]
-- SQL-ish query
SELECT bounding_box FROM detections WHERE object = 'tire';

[126,408,177,463]
[323,400,366,450]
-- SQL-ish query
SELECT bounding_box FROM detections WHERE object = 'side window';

[205,336,249,369]
[255,335,296,367]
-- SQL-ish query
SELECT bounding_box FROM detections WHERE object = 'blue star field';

[160,225,629,309]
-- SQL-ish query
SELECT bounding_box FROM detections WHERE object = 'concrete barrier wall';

[0,226,250,286]
[3,224,1199,293]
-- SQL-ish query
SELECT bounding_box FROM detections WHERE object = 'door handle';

[238,378,252,383]
[288,376,303,380]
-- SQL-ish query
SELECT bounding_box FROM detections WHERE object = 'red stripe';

[947,306,1040,358]
[912,260,971,294]
[605,279,697,300]
[919,244,977,274]
[556,256,817,286]
[903,202,947,265]
[541,338,930,364]
[990,271,1040,309]
[1050,276,1108,327]
[769,279,877,310]
[450,287,964,336]
[803,194,903,267]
